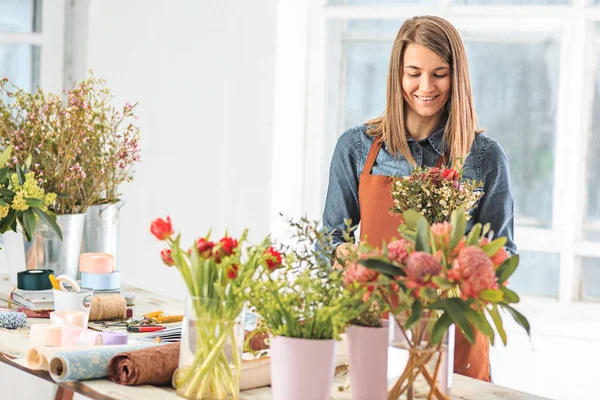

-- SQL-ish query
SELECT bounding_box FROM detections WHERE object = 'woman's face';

[401,44,451,121]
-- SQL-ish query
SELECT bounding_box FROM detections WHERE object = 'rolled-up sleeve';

[321,128,361,249]
[472,139,517,254]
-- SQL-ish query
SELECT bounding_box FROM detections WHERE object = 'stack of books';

[10,288,54,318]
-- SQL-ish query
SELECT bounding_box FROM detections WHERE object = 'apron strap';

[363,138,384,176]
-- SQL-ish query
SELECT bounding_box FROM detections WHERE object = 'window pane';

[509,251,560,297]
[463,33,560,229]
[0,0,41,33]
[581,258,600,301]
[585,29,600,242]
[0,43,41,93]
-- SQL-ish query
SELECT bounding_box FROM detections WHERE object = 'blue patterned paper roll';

[49,343,154,382]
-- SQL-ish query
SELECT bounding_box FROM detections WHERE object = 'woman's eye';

[408,74,420,77]
[434,74,448,78]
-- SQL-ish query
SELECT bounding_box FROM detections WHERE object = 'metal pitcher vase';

[23,213,87,279]
[81,202,121,265]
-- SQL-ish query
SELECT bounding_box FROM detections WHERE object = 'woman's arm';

[321,128,362,250]
[472,138,517,255]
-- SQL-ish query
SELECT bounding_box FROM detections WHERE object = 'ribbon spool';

[17,270,53,291]
[81,271,120,291]
[0,308,27,329]
[79,253,115,274]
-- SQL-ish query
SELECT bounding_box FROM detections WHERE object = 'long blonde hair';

[366,16,482,167]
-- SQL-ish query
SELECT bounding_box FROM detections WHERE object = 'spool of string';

[88,295,126,321]
[0,308,27,329]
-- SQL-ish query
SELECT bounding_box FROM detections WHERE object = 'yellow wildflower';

[11,191,29,211]
[0,205,8,219]
[44,192,57,207]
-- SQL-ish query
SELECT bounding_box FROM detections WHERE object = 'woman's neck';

[404,109,446,142]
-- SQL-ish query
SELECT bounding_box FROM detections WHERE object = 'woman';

[321,16,515,382]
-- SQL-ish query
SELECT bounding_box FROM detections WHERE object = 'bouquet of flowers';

[0,146,61,243]
[391,166,483,223]
[0,74,140,214]
[359,207,529,400]
[150,216,279,400]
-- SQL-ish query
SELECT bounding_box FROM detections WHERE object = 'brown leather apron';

[358,137,491,382]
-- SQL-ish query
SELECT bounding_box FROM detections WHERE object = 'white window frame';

[0,0,66,93]
[296,0,600,303]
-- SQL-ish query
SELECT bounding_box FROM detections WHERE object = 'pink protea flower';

[404,251,442,289]
[448,237,467,264]
[451,246,498,300]
[431,222,452,248]
[343,249,381,285]
[387,239,411,264]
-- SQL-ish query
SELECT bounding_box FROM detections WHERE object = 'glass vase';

[388,316,454,400]
[176,296,245,400]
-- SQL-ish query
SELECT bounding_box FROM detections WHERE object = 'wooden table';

[0,275,550,400]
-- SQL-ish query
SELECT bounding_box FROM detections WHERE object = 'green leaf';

[420,286,438,302]
[482,237,507,257]
[465,307,495,345]
[479,289,504,303]
[0,166,9,183]
[25,154,32,170]
[496,255,519,284]
[432,276,454,290]
[0,198,6,207]
[25,198,43,208]
[0,209,16,234]
[406,300,422,330]
[400,231,417,243]
[22,208,36,242]
[0,145,12,166]
[431,313,453,345]
[358,259,405,277]
[449,205,466,250]
[402,209,423,231]
[0,188,14,197]
[466,224,482,246]
[415,218,431,253]
[501,287,520,304]
[488,305,507,345]
[481,223,491,238]
[15,164,25,185]
[500,304,531,337]
[33,208,63,241]
[56,192,71,199]
[444,298,475,344]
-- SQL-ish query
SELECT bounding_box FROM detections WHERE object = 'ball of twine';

[0,309,27,329]
[89,295,126,321]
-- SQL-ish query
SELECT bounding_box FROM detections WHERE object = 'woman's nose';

[419,76,435,93]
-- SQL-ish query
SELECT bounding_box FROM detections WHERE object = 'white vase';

[270,336,337,400]
[347,321,389,400]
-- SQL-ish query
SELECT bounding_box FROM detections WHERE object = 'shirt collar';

[406,126,447,156]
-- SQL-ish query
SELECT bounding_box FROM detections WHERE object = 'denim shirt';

[321,124,517,254]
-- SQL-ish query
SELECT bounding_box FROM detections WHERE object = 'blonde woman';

[322,16,515,382]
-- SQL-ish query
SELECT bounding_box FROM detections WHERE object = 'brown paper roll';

[89,294,126,321]
[108,342,180,385]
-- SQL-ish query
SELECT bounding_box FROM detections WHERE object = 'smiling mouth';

[415,95,439,101]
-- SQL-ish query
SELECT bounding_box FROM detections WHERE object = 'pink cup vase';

[347,321,389,400]
[270,336,338,400]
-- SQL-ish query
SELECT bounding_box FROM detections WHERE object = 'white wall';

[70,0,279,297]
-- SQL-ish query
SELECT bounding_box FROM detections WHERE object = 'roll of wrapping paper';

[17,270,54,290]
[108,342,180,385]
[89,294,126,321]
[77,330,128,346]
[48,344,154,382]
[27,344,136,371]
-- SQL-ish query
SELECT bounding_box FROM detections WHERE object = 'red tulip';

[160,249,175,266]
[441,168,459,181]
[227,264,239,279]
[196,238,214,258]
[150,216,174,241]
[264,247,283,272]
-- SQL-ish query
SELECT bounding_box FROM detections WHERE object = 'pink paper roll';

[30,325,63,347]
[77,330,104,345]
[60,328,86,347]
[50,310,89,329]
[79,252,115,274]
